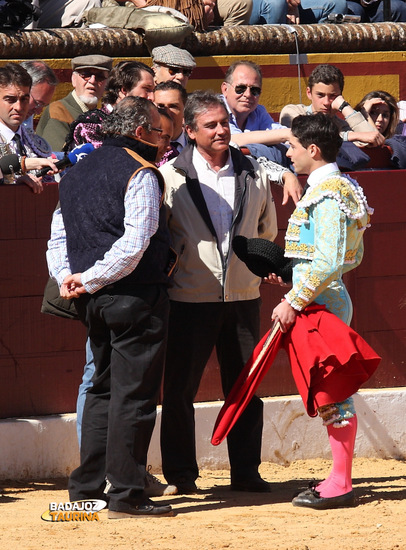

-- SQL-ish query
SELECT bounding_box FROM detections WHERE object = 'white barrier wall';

[0,388,405,480]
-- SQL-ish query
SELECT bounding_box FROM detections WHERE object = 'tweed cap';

[71,55,113,73]
[152,45,196,69]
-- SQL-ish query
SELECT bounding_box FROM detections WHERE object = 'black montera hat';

[232,236,292,282]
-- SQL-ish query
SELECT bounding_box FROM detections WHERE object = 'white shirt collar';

[307,162,340,188]
[0,120,18,143]
[192,145,232,174]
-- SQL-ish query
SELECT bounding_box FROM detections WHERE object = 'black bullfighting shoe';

[292,487,356,509]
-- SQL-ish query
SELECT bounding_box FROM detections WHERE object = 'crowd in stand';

[0,0,404,30]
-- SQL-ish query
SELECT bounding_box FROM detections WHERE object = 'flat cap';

[152,45,196,70]
[71,55,113,73]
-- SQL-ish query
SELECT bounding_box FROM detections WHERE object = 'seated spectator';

[103,60,154,110]
[108,0,251,29]
[280,64,385,148]
[250,0,347,25]
[106,0,207,30]
[151,45,196,89]
[28,0,102,28]
[354,90,406,169]
[36,54,112,151]
[212,0,252,26]
[20,60,58,130]
[154,80,188,158]
[355,90,399,139]
[288,0,348,23]
[220,60,292,166]
[347,0,406,22]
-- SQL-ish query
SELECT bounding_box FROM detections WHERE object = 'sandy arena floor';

[0,457,405,550]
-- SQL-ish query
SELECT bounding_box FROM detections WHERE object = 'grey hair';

[101,95,158,137]
[184,90,228,132]
[20,60,58,87]
[223,61,262,86]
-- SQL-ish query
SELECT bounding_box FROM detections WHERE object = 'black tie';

[13,133,27,156]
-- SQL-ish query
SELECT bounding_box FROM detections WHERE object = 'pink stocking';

[317,415,357,498]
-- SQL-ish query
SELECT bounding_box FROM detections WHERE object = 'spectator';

[355,90,399,139]
[287,0,348,23]
[154,80,188,158]
[106,0,207,30]
[47,96,175,518]
[212,0,253,26]
[220,60,294,169]
[354,91,406,169]
[109,0,251,29]
[250,0,348,24]
[0,62,58,192]
[36,54,112,151]
[28,0,102,27]
[151,45,196,89]
[103,60,155,110]
[280,64,385,148]
[20,60,58,130]
[347,0,406,22]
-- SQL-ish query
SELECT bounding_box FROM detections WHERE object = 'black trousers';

[68,284,169,508]
[160,299,263,484]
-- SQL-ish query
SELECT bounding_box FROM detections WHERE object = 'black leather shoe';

[292,487,356,510]
[108,499,175,518]
[231,477,271,493]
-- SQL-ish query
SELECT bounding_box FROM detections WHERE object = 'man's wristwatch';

[338,100,350,112]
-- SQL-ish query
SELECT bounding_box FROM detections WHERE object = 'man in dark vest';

[46,96,174,518]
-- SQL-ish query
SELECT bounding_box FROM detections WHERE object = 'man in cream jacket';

[159,90,301,495]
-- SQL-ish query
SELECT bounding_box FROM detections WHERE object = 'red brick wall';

[1,173,405,418]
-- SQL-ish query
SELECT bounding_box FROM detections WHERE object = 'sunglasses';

[231,83,262,97]
[77,70,108,83]
[160,64,193,77]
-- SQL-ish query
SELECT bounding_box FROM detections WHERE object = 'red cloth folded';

[211,304,381,446]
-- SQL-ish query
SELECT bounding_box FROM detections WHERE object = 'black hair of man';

[0,62,32,89]
[103,61,154,106]
[154,80,188,105]
[307,64,344,94]
[291,112,343,164]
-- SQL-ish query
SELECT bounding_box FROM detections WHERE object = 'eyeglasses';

[76,70,108,83]
[159,64,193,77]
[150,127,163,134]
[30,93,47,110]
[230,83,262,97]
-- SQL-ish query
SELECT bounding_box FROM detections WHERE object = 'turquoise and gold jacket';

[284,164,373,321]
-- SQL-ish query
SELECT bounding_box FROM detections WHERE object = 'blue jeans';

[76,337,96,447]
[250,0,347,24]
[347,0,406,22]
[299,0,348,22]
[249,0,287,24]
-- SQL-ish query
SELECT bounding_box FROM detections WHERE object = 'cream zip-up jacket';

[160,144,277,303]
